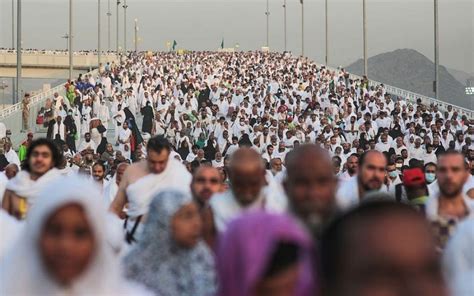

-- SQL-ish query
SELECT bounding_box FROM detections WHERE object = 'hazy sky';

[1,0,473,74]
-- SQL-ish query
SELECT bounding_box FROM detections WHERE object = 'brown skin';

[229,161,266,206]
[29,144,56,179]
[436,153,469,218]
[109,148,170,218]
[358,151,387,199]
[467,188,474,200]
[171,202,202,249]
[331,212,447,296]
[2,145,55,219]
[5,164,19,179]
[115,162,129,185]
[91,164,105,183]
[191,166,222,208]
[192,166,222,249]
[147,149,170,174]
[40,204,95,286]
[284,145,338,223]
[254,264,300,296]
[346,155,359,176]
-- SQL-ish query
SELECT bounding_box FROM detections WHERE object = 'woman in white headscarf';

[0,176,151,296]
[123,189,216,296]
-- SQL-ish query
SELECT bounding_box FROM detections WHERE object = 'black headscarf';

[124,107,144,146]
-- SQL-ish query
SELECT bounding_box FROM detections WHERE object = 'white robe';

[119,128,132,160]
[4,149,20,166]
[103,178,119,208]
[5,169,61,206]
[209,183,287,233]
[52,122,66,141]
[125,158,192,219]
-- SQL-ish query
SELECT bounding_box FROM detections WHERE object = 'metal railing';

[0,68,100,145]
[323,65,473,119]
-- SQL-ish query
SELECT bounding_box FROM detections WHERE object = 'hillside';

[346,49,471,109]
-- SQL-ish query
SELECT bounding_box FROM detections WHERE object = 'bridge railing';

[0,68,100,146]
[0,51,118,69]
[323,65,474,119]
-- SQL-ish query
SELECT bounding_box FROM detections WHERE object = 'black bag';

[97,124,107,133]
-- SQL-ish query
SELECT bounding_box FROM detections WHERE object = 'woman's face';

[39,204,95,286]
[254,264,300,296]
[171,202,202,249]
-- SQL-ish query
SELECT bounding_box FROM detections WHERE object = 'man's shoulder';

[209,190,233,208]
[124,161,148,175]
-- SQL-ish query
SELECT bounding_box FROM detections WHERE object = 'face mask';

[425,173,436,183]
[395,163,402,169]
[388,171,398,178]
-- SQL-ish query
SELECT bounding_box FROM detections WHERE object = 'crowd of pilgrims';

[0,51,473,295]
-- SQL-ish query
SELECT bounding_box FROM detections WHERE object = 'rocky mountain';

[446,67,474,87]
[346,49,471,109]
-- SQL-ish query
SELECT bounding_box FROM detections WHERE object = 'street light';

[116,0,120,54]
[16,0,22,104]
[325,0,328,66]
[11,0,16,104]
[434,0,439,100]
[69,0,73,81]
[300,0,304,57]
[123,0,128,53]
[134,18,138,52]
[98,0,101,68]
[283,0,287,52]
[265,0,270,48]
[107,0,111,50]
[363,0,368,77]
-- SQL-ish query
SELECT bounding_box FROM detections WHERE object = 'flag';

[172,40,177,51]
[221,38,224,49]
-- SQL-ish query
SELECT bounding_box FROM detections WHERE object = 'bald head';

[285,144,333,176]
[115,162,130,185]
[5,163,19,179]
[229,147,265,171]
[284,144,338,228]
[228,148,266,206]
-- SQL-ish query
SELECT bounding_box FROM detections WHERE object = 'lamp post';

[107,0,111,50]
[434,0,439,100]
[98,0,101,68]
[16,0,22,104]
[283,0,287,52]
[134,18,138,52]
[116,0,120,54]
[300,0,304,57]
[325,0,328,66]
[363,0,368,77]
[11,0,16,104]
[69,0,73,81]
[123,0,128,53]
[265,0,270,48]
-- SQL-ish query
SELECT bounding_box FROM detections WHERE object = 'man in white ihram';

[109,136,191,243]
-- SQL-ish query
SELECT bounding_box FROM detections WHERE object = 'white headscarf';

[0,176,151,296]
